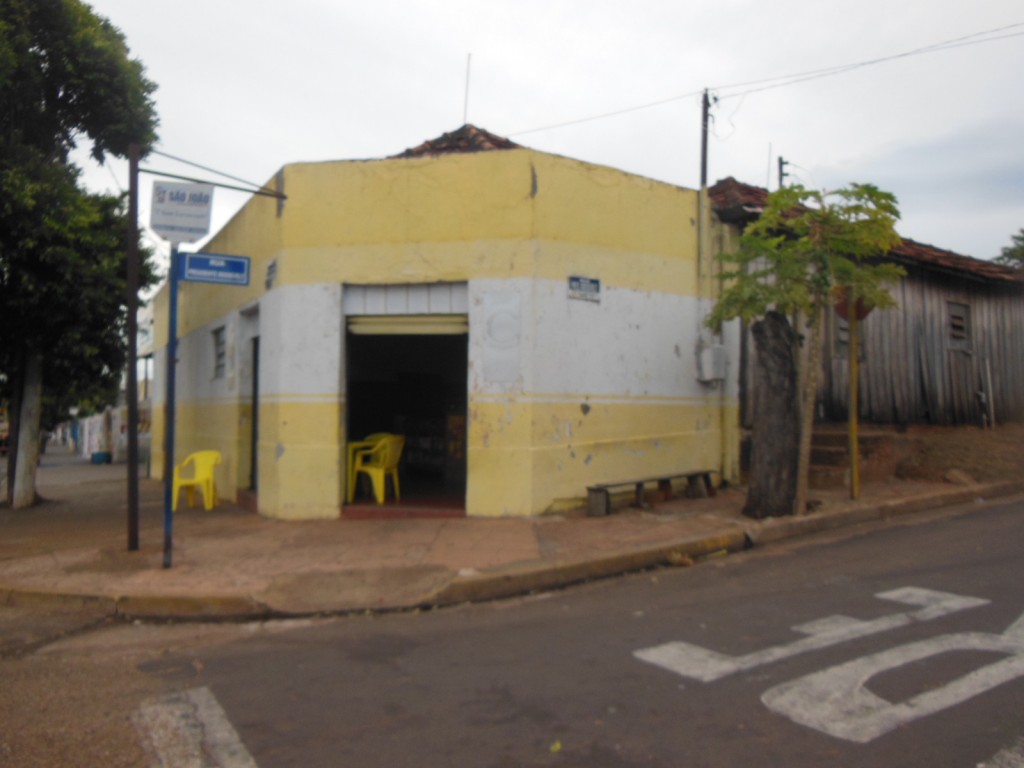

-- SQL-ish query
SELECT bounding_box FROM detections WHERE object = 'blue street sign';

[180,252,251,286]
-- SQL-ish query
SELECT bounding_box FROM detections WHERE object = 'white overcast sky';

[74,0,1024,265]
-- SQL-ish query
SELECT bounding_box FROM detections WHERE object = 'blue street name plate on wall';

[180,252,251,286]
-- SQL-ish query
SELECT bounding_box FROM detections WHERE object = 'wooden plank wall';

[737,268,1024,427]
[818,267,1024,425]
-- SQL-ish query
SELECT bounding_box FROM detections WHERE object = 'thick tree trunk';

[12,350,43,508]
[5,350,23,504]
[744,311,800,519]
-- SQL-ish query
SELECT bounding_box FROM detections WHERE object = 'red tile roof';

[889,239,1023,284]
[708,177,768,221]
[708,177,1023,285]
[393,124,520,158]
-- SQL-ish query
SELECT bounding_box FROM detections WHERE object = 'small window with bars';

[948,302,971,351]
[213,327,226,379]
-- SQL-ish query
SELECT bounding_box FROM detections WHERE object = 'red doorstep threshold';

[237,491,465,519]
[342,499,466,520]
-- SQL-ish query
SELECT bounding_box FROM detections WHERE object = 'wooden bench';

[586,472,716,517]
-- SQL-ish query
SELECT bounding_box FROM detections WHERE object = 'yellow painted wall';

[467,397,733,516]
[180,194,283,338]
[255,399,341,519]
[155,149,698,318]
[275,150,698,291]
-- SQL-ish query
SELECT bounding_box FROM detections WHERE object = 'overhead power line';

[510,89,704,137]
[508,21,1024,137]
[715,24,1024,101]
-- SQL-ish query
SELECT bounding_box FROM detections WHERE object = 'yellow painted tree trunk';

[794,308,823,516]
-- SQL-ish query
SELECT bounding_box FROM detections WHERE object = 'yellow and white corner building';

[151,126,741,520]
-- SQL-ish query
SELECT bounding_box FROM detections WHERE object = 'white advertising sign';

[150,182,214,243]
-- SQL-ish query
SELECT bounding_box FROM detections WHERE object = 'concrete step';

[809,464,847,490]
[810,430,898,487]
[811,445,848,466]
[812,432,893,453]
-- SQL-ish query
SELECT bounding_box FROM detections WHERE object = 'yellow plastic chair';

[346,433,391,503]
[173,450,222,511]
[351,435,405,504]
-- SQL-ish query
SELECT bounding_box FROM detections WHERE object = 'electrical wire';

[508,22,1024,136]
[717,29,1024,101]
[712,22,1024,97]
[509,89,704,136]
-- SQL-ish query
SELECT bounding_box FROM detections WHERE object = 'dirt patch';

[892,422,1024,483]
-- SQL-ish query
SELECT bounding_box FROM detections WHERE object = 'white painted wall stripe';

[134,686,258,768]
[470,393,731,407]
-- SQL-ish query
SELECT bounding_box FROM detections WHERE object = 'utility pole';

[126,144,140,551]
[778,156,790,189]
[163,244,180,568]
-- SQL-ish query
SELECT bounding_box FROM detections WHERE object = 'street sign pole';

[163,243,180,569]
[127,144,141,552]
[151,180,214,569]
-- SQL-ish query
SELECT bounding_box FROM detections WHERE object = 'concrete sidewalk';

[1,446,1022,623]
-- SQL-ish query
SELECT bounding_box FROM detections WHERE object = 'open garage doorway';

[345,327,468,517]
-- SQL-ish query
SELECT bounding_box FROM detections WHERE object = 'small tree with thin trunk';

[707,183,904,518]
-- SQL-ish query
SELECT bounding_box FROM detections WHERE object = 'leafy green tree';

[0,0,157,162]
[995,228,1024,268]
[708,184,904,518]
[0,0,158,506]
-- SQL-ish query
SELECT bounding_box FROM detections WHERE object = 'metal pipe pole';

[162,244,180,568]
[700,89,710,188]
[127,144,140,550]
[849,309,861,500]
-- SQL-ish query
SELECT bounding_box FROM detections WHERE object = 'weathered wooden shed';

[710,177,1024,427]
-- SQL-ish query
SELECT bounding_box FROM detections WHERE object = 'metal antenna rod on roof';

[463,53,472,125]
[700,89,710,188]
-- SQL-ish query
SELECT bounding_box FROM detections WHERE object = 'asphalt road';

[137,498,1024,767]
[3,498,1023,767]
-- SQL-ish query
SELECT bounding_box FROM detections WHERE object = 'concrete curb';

[433,527,751,607]
[2,481,1022,622]
[748,480,1024,545]
[1,586,117,613]
[433,482,1024,609]
[115,594,274,621]
[0,585,272,622]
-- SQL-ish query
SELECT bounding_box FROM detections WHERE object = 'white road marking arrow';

[635,587,989,682]
[762,610,1024,743]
